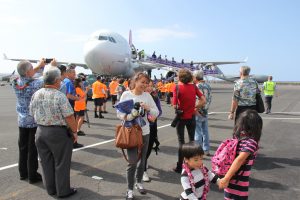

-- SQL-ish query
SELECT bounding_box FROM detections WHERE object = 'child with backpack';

[180,142,219,200]
[217,110,263,199]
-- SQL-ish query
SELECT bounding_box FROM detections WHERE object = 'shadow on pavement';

[71,161,126,184]
[254,154,300,170]
[67,187,125,200]
[250,177,288,190]
[82,148,121,159]
[149,166,180,184]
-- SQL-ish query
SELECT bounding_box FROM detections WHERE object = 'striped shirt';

[224,138,258,200]
[181,166,218,200]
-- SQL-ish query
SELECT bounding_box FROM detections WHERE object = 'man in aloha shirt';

[12,59,46,183]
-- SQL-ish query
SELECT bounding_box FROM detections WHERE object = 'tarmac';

[0,83,299,200]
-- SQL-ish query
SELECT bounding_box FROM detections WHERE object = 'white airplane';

[3,30,268,82]
[0,70,15,82]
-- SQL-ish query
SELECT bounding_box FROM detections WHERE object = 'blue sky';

[0,0,299,81]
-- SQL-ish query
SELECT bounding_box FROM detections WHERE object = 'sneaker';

[142,172,150,182]
[135,183,147,194]
[103,111,108,114]
[73,142,84,149]
[126,190,133,200]
[77,130,86,136]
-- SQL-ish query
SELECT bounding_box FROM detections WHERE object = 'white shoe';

[126,190,133,200]
[135,183,147,194]
[143,172,150,182]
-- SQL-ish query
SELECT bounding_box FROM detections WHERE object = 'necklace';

[13,77,33,90]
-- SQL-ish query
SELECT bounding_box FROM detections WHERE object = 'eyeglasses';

[67,64,76,70]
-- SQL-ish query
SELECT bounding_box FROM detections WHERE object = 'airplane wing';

[134,56,247,72]
[192,57,248,65]
[3,53,89,69]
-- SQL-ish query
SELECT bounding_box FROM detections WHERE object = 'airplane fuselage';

[83,31,135,77]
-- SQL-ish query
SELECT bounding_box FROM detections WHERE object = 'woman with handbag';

[117,72,159,200]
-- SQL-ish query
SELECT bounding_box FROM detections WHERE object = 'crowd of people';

[12,58,269,199]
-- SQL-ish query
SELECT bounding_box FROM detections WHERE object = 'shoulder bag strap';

[121,148,142,164]
[175,84,179,109]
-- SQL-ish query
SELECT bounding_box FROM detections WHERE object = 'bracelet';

[230,111,235,114]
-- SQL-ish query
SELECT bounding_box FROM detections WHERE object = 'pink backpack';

[211,138,239,176]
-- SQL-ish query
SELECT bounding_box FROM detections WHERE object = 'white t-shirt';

[117,90,159,135]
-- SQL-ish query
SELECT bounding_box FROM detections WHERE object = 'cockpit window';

[99,36,108,41]
[109,37,116,43]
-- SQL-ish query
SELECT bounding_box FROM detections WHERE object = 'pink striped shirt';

[224,138,258,199]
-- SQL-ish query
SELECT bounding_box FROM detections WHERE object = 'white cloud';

[0,15,28,26]
[136,27,195,43]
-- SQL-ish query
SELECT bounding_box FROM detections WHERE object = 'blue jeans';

[194,115,210,152]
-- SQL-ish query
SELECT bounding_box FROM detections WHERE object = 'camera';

[133,102,145,117]
[45,58,53,64]
[170,109,183,128]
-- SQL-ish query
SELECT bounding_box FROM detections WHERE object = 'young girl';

[218,109,263,199]
[116,72,159,200]
[180,142,219,200]
[74,78,89,136]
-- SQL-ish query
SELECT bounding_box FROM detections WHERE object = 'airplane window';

[109,37,116,43]
[99,36,108,41]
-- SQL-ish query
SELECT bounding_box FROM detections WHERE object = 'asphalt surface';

[0,83,299,200]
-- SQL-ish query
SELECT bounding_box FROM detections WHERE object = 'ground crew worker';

[262,75,277,114]
[109,77,118,107]
[92,76,105,118]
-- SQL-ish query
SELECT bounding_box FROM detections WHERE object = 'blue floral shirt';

[197,82,212,116]
[29,88,74,126]
[12,77,44,128]
[233,78,257,106]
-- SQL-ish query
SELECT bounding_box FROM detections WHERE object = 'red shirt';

[172,83,203,119]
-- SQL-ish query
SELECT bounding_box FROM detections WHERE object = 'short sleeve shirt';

[12,77,44,128]
[197,82,212,116]
[29,88,74,126]
[74,87,86,111]
[63,78,76,96]
[233,78,257,106]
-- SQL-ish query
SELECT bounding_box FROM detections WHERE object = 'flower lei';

[13,77,33,90]
[182,163,210,200]
[200,166,210,200]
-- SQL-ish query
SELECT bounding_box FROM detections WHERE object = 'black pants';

[18,127,39,179]
[235,105,256,124]
[265,96,273,113]
[175,116,196,169]
[144,121,158,171]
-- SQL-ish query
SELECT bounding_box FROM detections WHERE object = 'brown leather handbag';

[115,124,143,163]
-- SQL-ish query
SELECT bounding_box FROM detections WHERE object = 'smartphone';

[45,58,53,64]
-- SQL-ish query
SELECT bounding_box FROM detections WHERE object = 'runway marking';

[0,147,8,150]
[0,123,172,172]
[0,163,18,171]
[261,117,300,120]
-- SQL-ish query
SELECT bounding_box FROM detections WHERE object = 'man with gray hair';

[63,65,82,148]
[30,67,78,198]
[193,70,212,156]
[12,59,45,183]
[228,66,258,123]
